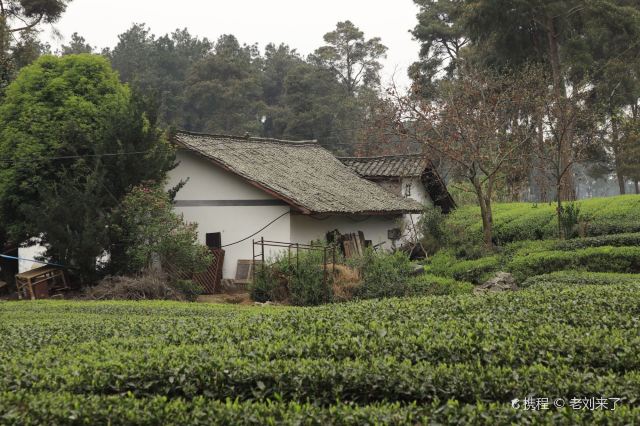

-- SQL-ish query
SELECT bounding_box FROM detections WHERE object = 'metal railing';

[252,237,337,289]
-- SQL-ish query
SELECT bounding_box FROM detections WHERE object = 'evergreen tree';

[312,20,387,96]
[0,55,174,282]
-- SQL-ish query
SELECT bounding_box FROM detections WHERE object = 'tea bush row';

[507,246,640,282]
[444,195,640,247]
[1,392,639,426]
[2,284,640,411]
[521,272,640,288]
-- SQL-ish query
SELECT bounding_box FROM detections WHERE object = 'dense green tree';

[183,34,264,134]
[259,43,304,138]
[410,0,468,94]
[0,0,70,94]
[107,23,386,154]
[0,54,173,282]
[411,0,640,201]
[107,24,212,128]
[312,20,387,95]
[60,32,93,55]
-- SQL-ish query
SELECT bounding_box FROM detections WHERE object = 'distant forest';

[2,0,640,200]
[3,20,397,156]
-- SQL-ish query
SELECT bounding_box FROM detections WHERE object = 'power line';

[221,211,291,248]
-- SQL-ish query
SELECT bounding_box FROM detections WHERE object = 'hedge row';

[504,232,640,260]
[522,272,640,288]
[428,251,502,284]
[507,246,640,282]
[2,284,640,412]
[445,195,640,246]
[406,274,474,296]
[1,393,638,426]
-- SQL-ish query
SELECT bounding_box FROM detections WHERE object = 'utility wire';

[0,254,68,269]
[221,211,291,248]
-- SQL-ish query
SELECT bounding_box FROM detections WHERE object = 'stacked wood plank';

[340,231,372,259]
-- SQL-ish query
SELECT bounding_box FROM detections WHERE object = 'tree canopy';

[0,0,68,94]
[0,54,173,280]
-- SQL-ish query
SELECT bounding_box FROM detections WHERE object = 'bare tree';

[385,66,544,248]
[534,81,598,236]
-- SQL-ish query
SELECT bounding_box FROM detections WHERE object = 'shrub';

[172,280,205,302]
[522,271,640,288]
[111,183,212,280]
[350,249,413,300]
[418,205,447,255]
[250,266,278,303]
[289,249,333,306]
[250,245,332,306]
[507,246,640,282]
[557,202,581,239]
[407,274,474,296]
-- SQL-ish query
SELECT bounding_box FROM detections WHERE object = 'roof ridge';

[338,153,427,161]
[175,130,319,145]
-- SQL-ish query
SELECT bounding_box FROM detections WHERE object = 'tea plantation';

[2,280,640,424]
[445,195,640,247]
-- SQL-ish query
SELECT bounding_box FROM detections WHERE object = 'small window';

[206,232,222,249]
[404,183,412,197]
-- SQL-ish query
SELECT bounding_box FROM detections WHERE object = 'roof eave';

[302,208,423,216]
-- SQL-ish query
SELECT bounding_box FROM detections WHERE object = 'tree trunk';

[473,179,493,249]
[546,13,575,202]
[634,179,639,195]
[616,171,626,195]
[611,114,626,195]
[556,176,564,239]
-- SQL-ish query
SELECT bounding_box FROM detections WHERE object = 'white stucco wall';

[169,151,292,279]
[17,244,46,273]
[290,214,402,251]
[401,177,431,240]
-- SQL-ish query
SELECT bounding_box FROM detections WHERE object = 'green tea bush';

[428,251,501,284]
[406,274,474,296]
[507,246,640,282]
[350,249,413,299]
[444,195,640,248]
[522,271,640,288]
[2,283,640,423]
[505,232,640,261]
[554,232,640,251]
[172,280,204,302]
[3,392,640,425]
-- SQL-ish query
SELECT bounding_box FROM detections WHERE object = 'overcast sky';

[44,0,421,87]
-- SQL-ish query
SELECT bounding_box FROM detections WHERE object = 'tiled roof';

[339,155,430,178]
[173,131,424,215]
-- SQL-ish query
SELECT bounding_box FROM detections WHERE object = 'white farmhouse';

[168,131,432,281]
[339,155,456,240]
